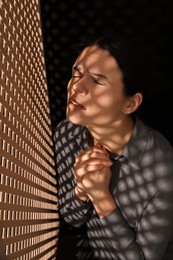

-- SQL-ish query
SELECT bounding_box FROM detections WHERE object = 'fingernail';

[106,161,112,165]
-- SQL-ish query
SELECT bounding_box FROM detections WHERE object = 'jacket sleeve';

[54,122,92,227]
[93,190,173,260]
[59,188,92,227]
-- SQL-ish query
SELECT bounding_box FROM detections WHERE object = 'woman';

[54,35,173,259]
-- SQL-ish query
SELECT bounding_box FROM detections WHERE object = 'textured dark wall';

[40,0,173,145]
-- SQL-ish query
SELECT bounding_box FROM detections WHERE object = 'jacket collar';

[71,117,149,167]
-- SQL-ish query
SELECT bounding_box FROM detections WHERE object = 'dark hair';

[74,35,151,99]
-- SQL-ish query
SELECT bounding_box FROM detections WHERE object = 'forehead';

[74,45,120,72]
[77,45,109,60]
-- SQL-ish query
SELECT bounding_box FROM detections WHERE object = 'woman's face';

[66,45,130,127]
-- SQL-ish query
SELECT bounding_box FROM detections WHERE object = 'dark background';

[40,0,173,145]
[40,0,173,258]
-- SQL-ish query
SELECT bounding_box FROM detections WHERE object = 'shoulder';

[126,118,173,167]
[54,118,83,142]
[144,122,173,157]
[138,119,173,192]
[135,118,173,155]
[131,118,173,174]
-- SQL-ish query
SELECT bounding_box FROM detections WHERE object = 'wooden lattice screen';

[0,0,59,259]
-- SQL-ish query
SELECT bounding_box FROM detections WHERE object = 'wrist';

[91,193,116,218]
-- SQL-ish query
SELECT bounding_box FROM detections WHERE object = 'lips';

[71,99,81,106]
[69,97,85,109]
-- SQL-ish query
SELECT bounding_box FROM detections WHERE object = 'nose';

[72,78,88,95]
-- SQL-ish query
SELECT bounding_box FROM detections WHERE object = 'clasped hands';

[74,143,116,217]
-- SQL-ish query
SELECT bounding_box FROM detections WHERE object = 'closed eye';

[93,79,104,85]
[91,76,104,85]
[72,75,82,78]
[71,74,82,83]
[72,66,82,79]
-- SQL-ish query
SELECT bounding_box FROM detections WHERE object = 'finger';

[75,182,85,191]
[76,151,110,164]
[92,144,109,154]
[74,156,113,185]
[75,146,109,163]
[82,144,108,156]
[74,163,104,182]
[76,158,112,168]
[85,164,104,172]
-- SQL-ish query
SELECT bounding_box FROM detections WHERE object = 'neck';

[87,116,135,156]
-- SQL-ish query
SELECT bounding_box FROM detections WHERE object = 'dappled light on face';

[67,46,125,128]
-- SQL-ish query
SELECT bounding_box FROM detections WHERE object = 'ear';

[124,92,143,114]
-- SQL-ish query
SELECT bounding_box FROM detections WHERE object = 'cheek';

[91,92,124,117]
[67,81,73,96]
[96,93,119,108]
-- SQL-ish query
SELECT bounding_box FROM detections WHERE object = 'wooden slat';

[0,0,59,259]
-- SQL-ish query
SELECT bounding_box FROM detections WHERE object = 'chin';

[66,113,86,126]
[67,113,81,124]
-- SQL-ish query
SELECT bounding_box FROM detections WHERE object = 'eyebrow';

[73,66,108,80]
[73,66,81,71]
